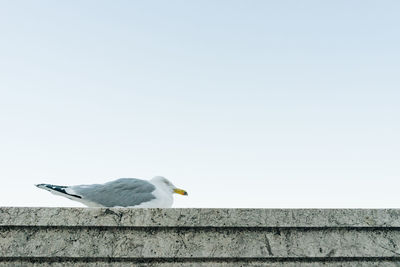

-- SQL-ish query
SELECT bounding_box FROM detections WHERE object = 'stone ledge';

[1,207,399,227]
[2,259,400,267]
[1,208,400,266]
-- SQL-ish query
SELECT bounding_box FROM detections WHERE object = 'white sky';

[0,1,399,208]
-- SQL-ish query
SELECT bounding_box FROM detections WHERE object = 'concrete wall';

[1,208,400,266]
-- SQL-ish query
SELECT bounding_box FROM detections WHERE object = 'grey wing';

[70,178,156,207]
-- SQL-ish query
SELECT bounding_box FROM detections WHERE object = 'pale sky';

[0,1,399,208]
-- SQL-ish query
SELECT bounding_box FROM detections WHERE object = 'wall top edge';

[1,207,399,227]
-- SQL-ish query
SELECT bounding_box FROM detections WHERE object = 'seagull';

[35,176,188,208]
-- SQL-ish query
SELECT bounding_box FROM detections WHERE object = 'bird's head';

[151,176,188,196]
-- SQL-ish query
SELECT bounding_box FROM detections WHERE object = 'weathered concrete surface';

[1,261,400,267]
[2,207,400,227]
[1,208,400,266]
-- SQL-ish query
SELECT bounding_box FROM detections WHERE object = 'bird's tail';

[35,183,82,199]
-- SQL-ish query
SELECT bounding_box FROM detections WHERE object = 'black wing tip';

[35,183,82,199]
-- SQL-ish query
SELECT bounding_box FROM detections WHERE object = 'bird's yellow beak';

[173,188,188,196]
